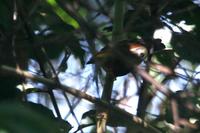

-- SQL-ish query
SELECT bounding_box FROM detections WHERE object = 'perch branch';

[0,65,161,133]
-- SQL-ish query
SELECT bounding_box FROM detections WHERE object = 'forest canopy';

[0,0,200,133]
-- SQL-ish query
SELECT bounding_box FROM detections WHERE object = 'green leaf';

[171,32,200,63]
[0,1,12,31]
[26,1,85,62]
[25,102,56,119]
[0,77,21,101]
[26,102,72,132]
[166,0,200,25]
[46,0,79,29]
[153,49,176,68]
[0,102,72,133]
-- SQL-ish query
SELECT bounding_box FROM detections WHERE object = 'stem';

[96,73,114,133]
[136,80,150,118]
[171,98,180,127]
[135,66,171,96]
[101,73,115,102]
[15,0,63,118]
[112,0,126,44]
[95,1,126,132]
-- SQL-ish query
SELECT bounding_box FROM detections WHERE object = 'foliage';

[0,0,200,133]
[0,102,71,133]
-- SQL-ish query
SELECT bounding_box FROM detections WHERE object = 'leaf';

[82,110,96,123]
[25,1,85,63]
[54,118,72,133]
[24,88,43,93]
[124,7,163,39]
[171,32,200,63]
[57,49,70,72]
[0,77,21,101]
[166,0,200,25]
[46,0,79,29]
[67,41,85,66]
[25,102,56,119]
[0,1,13,31]
[25,102,72,132]
[153,49,176,67]
[0,102,72,133]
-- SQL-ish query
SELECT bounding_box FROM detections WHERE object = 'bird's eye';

[129,45,147,58]
[139,53,145,58]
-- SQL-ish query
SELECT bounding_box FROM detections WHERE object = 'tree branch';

[135,66,172,97]
[0,65,161,133]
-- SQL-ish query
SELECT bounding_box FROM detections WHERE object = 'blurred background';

[0,0,200,133]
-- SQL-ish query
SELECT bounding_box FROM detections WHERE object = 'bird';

[87,42,147,77]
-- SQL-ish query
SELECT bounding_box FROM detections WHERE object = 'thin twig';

[15,5,62,118]
[39,47,83,132]
[64,76,92,119]
[171,98,180,127]
[136,66,172,96]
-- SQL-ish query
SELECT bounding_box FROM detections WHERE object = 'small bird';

[87,42,147,77]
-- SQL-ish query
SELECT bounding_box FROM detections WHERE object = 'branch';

[0,65,96,102]
[16,1,62,118]
[96,73,114,133]
[38,47,83,130]
[135,66,172,97]
[171,98,180,127]
[0,65,161,133]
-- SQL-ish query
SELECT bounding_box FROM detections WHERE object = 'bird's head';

[129,43,148,59]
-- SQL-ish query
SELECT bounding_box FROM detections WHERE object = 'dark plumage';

[87,43,147,77]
